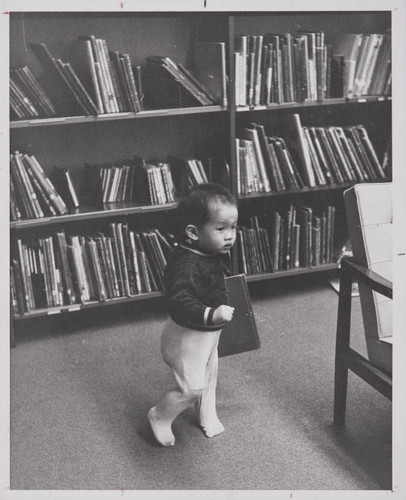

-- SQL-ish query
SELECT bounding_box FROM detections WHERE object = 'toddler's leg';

[148,384,204,447]
[196,336,225,438]
[149,319,221,446]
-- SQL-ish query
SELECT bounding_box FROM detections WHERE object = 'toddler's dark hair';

[177,183,237,239]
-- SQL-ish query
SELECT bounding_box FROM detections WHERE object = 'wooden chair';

[334,183,392,424]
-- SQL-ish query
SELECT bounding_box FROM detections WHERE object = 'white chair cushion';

[344,183,392,372]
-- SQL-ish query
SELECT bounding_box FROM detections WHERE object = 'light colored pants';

[157,317,222,424]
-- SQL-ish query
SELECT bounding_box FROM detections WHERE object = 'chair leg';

[334,358,348,425]
[10,318,16,348]
[334,266,352,424]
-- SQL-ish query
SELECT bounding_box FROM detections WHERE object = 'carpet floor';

[10,275,392,491]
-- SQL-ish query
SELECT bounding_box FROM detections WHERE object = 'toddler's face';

[196,202,238,255]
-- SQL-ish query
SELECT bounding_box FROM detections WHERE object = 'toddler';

[148,183,238,446]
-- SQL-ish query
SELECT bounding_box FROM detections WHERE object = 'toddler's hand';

[213,305,235,324]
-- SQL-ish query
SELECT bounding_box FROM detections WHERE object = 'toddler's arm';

[166,261,226,329]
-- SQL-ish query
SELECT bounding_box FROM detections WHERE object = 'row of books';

[10,225,177,315]
[237,205,335,275]
[10,203,336,315]
[55,156,214,210]
[72,36,143,114]
[236,117,386,195]
[233,31,391,107]
[10,152,230,220]
[10,152,69,221]
[98,159,176,205]
[330,32,391,98]
[10,66,57,120]
[234,32,329,106]
[11,39,226,120]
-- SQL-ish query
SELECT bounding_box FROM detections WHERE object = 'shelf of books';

[9,10,392,336]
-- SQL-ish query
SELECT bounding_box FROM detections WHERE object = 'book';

[11,152,44,219]
[71,38,104,113]
[218,274,260,358]
[29,42,98,116]
[53,167,81,209]
[193,42,228,106]
[283,114,316,187]
[328,33,364,98]
[11,66,57,118]
[249,123,284,192]
[143,56,215,109]
[239,127,272,192]
[234,36,247,106]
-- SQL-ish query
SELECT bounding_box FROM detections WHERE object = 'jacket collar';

[180,244,213,257]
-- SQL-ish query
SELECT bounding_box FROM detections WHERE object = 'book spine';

[82,39,104,113]
[24,154,69,215]
[63,62,99,114]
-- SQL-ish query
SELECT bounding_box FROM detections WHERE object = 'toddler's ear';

[185,224,199,241]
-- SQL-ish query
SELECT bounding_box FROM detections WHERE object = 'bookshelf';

[9,10,392,341]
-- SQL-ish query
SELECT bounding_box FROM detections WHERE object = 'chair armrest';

[341,257,392,299]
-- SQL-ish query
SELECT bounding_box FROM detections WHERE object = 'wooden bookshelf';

[236,96,391,113]
[9,10,392,338]
[10,202,177,230]
[10,105,226,129]
[245,263,338,283]
[12,290,165,321]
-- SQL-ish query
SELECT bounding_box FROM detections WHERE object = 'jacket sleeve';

[166,261,218,329]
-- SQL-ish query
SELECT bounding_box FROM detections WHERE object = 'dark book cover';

[143,57,209,109]
[29,42,89,116]
[52,167,81,209]
[218,274,260,358]
[193,41,227,106]
[54,231,77,305]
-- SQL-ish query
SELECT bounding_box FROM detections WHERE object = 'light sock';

[195,400,225,438]
[200,416,225,438]
[147,406,175,447]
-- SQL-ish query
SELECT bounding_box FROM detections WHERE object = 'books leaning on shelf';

[74,36,143,114]
[236,118,387,196]
[329,32,391,98]
[236,125,304,195]
[10,226,177,315]
[168,156,209,195]
[143,55,217,109]
[169,156,231,195]
[10,152,69,221]
[237,205,335,276]
[29,42,99,117]
[10,66,57,120]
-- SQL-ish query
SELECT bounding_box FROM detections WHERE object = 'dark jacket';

[163,244,230,331]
